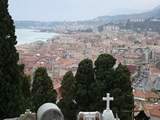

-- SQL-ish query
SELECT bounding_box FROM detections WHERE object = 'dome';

[102,110,115,120]
[37,103,64,120]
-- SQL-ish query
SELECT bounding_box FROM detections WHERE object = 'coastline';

[16,28,59,45]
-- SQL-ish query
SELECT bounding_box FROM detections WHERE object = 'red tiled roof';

[144,104,160,118]
[57,58,75,66]
[133,90,159,99]
[127,65,138,74]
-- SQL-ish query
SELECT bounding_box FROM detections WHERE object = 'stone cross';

[102,93,114,110]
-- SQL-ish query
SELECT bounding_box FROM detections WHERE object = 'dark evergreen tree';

[59,54,133,120]
[95,54,134,120]
[95,54,116,71]
[112,64,134,120]
[61,71,75,101]
[58,71,77,120]
[0,0,25,118]
[94,54,116,111]
[75,59,96,111]
[31,67,56,112]
[19,64,31,110]
[21,75,32,109]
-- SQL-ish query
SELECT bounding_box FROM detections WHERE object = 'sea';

[16,29,58,45]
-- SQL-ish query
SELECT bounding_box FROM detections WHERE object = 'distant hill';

[15,5,160,31]
[94,5,160,22]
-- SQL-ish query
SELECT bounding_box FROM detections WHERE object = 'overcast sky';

[9,0,160,21]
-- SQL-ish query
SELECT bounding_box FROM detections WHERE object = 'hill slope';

[94,5,160,22]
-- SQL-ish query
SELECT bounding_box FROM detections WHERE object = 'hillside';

[94,5,160,22]
[15,5,160,31]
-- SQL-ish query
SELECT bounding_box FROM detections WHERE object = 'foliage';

[0,0,27,118]
[112,64,134,120]
[94,54,134,120]
[31,67,56,112]
[59,54,133,120]
[18,64,32,111]
[61,71,76,101]
[58,71,77,120]
[94,54,116,111]
[75,59,96,111]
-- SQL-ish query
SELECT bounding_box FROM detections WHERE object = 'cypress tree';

[21,75,32,110]
[19,64,31,110]
[0,0,24,118]
[95,54,133,120]
[31,67,57,112]
[75,59,95,111]
[112,64,134,120]
[94,54,116,111]
[58,71,77,120]
[61,71,75,101]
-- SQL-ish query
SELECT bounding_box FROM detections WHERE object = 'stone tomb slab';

[37,103,64,120]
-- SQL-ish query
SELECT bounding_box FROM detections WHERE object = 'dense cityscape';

[17,18,160,119]
[1,0,160,120]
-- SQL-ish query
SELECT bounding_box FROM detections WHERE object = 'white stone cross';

[102,93,114,110]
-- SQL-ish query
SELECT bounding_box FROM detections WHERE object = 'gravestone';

[102,93,113,110]
[102,93,116,120]
[77,93,119,120]
[78,112,101,120]
[19,109,36,120]
[37,103,64,120]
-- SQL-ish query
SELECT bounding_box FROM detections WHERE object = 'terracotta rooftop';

[127,64,138,74]
[144,104,160,118]
[150,66,160,74]
[57,58,75,66]
[133,89,159,99]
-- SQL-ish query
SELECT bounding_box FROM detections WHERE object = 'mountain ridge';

[15,5,160,29]
[93,5,160,22]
